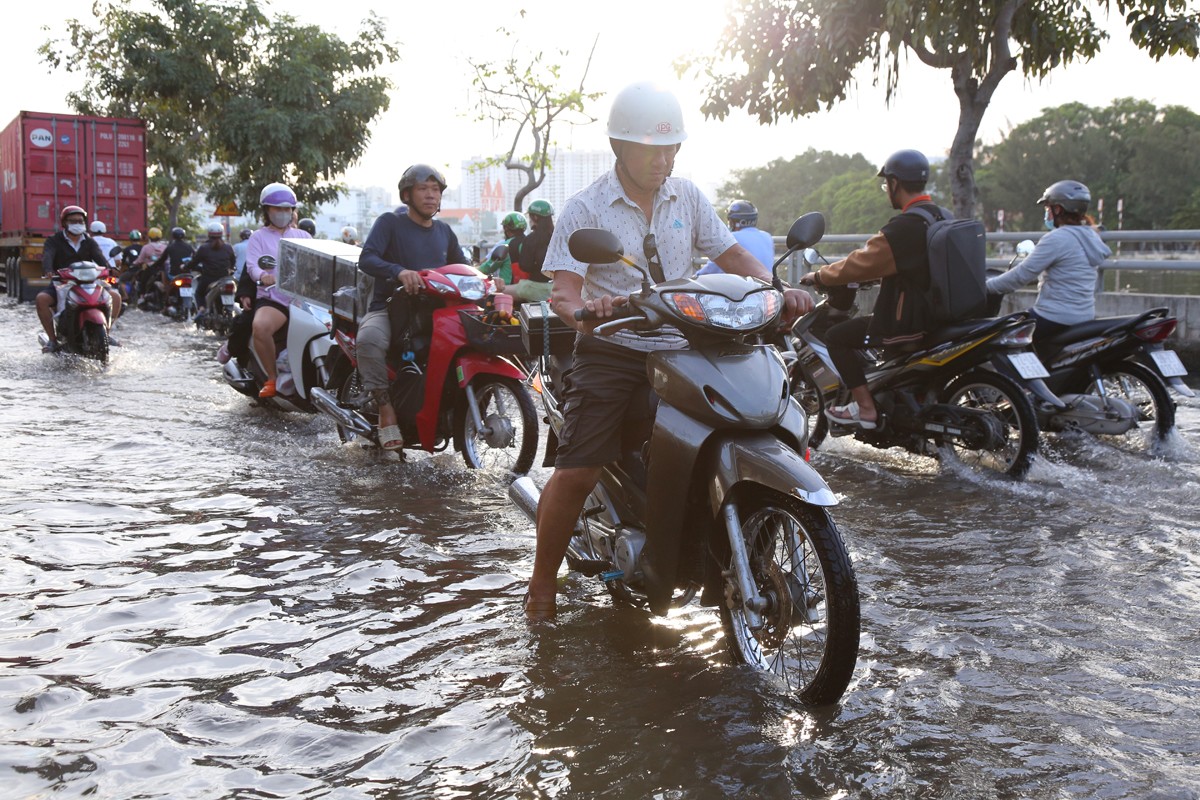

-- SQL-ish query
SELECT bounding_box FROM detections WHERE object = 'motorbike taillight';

[1134,319,1177,343]
[997,321,1036,347]
[221,283,236,294]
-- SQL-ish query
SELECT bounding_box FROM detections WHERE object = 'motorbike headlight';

[664,289,782,331]
[442,272,487,301]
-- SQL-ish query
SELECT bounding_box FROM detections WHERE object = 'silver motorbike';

[509,218,860,706]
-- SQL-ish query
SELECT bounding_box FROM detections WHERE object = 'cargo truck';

[1,111,147,301]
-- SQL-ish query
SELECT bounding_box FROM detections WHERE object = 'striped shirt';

[544,170,736,351]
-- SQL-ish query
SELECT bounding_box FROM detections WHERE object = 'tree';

[714,148,877,233]
[681,0,1200,219]
[40,0,396,225]
[468,31,603,212]
[977,99,1200,229]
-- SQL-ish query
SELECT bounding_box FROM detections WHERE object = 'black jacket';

[192,241,237,280]
[42,232,109,276]
[153,239,196,275]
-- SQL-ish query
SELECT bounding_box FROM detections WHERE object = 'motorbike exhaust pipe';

[508,476,541,525]
[309,386,374,437]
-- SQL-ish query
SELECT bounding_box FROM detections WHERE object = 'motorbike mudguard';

[79,308,109,328]
[639,403,837,615]
[287,304,334,398]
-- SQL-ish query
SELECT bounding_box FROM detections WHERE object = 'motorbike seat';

[1037,307,1171,349]
[922,315,1012,349]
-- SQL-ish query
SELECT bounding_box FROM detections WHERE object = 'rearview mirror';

[785,212,826,250]
[568,228,625,264]
[1016,239,1036,257]
[258,255,276,270]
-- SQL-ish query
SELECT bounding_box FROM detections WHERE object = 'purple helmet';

[259,182,298,208]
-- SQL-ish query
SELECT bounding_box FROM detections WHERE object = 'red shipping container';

[1,111,147,239]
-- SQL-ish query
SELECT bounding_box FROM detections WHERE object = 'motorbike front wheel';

[1092,361,1176,448]
[941,370,1038,478]
[456,375,537,473]
[81,321,109,365]
[719,490,860,706]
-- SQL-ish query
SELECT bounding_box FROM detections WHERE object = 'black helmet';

[726,199,758,224]
[878,149,930,183]
[1038,180,1091,215]
[240,228,253,240]
[171,226,186,239]
[398,164,448,202]
[298,218,316,235]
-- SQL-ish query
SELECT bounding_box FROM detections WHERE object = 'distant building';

[458,149,615,231]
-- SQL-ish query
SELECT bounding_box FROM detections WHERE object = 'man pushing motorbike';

[356,164,469,451]
[523,81,813,620]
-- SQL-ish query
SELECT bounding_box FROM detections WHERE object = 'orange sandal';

[258,379,277,398]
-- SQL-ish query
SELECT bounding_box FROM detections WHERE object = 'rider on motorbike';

[192,222,237,318]
[698,200,775,275]
[504,200,554,304]
[799,149,938,431]
[88,220,121,269]
[36,205,120,352]
[356,164,470,450]
[523,81,813,620]
[150,227,196,304]
[479,212,527,285]
[246,183,312,398]
[986,180,1111,342]
[131,227,168,299]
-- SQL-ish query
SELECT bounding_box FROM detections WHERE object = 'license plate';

[1009,351,1050,379]
[220,294,236,306]
[1150,349,1188,377]
[179,287,194,297]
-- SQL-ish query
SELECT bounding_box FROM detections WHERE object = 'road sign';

[214,201,240,217]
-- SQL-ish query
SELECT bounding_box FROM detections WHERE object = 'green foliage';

[469,31,603,211]
[41,0,397,224]
[977,99,1200,229]
[682,0,1200,218]
[713,148,877,233]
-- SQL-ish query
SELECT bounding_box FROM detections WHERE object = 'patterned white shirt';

[544,170,737,351]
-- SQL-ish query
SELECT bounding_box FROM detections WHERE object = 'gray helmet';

[878,149,930,183]
[398,164,447,203]
[1038,180,1091,214]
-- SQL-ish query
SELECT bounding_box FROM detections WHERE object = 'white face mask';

[66,223,86,236]
[269,210,293,229]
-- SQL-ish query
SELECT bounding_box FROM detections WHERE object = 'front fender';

[454,351,526,386]
[704,434,838,514]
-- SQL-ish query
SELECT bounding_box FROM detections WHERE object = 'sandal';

[378,424,404,451]
[258,379,277,398]
[825,401,877,430]
[523,592,557,621]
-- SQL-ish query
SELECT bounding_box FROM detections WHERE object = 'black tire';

[1092,360,1176,447]
[81,321,109,365]
[941,369,1039,478]
[334,364,376,446]
[456,375,538,474]
[718,490,860,706]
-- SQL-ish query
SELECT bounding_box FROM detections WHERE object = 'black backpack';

[907,205,989,323]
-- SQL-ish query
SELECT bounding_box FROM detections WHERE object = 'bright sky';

[6,0,1199,201]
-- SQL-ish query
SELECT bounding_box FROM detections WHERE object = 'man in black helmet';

[800,148,939,430]
[357,163,468,452]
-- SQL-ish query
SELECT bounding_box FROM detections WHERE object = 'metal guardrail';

[775,229,1200,285]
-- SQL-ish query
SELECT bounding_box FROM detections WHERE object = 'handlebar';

[573,304,639,322]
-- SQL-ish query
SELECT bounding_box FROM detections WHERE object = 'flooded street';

[2,301,1199,799]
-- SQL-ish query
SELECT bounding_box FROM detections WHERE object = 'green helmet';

[527,199,554,218]
[502,211,527,231]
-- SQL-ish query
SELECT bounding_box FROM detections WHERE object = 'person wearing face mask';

[37,205,121,352]
[986,180,1111,342]
[799,149,940,431]
[245,182,312,398]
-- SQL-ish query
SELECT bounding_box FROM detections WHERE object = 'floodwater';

[2,302,1199,800]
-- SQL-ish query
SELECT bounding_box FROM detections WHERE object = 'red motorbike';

[38,261,114,364]
[310,263,539,473]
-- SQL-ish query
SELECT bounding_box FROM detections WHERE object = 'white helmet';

[89,220,107,234]
[341,225,358,241]
[606,82,688,146]
[206,222,224,237]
